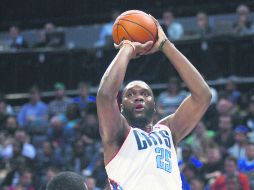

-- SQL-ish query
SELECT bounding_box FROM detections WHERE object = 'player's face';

[121,82,155,127]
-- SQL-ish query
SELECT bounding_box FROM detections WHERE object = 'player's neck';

[127,117,154,132]
[136,123,153,133]
[144,124,153,133]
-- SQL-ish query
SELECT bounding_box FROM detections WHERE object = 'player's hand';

[114,40,153,59]
[144,15,169,55]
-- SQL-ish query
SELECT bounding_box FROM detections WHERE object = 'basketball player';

[46,171,88,190]
[96,17,211,190]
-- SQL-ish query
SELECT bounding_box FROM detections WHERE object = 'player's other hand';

[114,40,153,59]
[144,15,168,54]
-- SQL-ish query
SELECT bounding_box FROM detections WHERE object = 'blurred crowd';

[4,4,254,51]
[0,82,106,190]
[0,76,254,190]
[1,3,254,190]
[157,77,254,190]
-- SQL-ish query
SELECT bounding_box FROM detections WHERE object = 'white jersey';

[105,124,182,190]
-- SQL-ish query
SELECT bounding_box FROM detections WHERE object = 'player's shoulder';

[156,114,174,129]
[153,123,171,132]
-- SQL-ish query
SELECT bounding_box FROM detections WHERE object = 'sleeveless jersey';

[105,124,182,190]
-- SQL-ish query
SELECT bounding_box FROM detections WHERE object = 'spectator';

[47,115,67,147]
[0,95,14,131]
[228,125,249,160]
[226,175,246,190]
[213,115,235,156]
[195,11,213,38]
[200,143,223,186]
[185,120,215,161]
[245,95,254,142]
[181,164,199,190]
[156,77,188,119]
[85,176,102,190]
[94,10,120,47]
[38,167,59,190]
[0,94,14,115]
[67,139,89,174]
[1,141,23,161]
[224,79,241,105]
[233,4,254,35]
[216,98,234,118]
[1,156,30,188]
[35,22,56,48]
[73,82,96,114]
[80,106,100,146]
[44,22,55,33]
[85,151,107,188]
[211,156,250,190]
[1,129,36,160]
[161,9,184,40]
[190,177,205,190]
[178,144,203,170]
[207,98,235,130]
[62,103,82,146]
[35,141,64,178]
[48,82,72,117]
[238,142,254,189]
[3,116,18,136]
[8,25,28,49]
[18,86,48,128]
[178,144,202,189]
[7,169,35,190]
[81,109,101,165]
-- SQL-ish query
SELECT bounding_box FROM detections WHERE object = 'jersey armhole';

[105,127,131,167]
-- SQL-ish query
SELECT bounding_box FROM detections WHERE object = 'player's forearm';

[97,46,133,101]
[162,41,211,103]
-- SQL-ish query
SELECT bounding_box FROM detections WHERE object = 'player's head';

[121,80,155,128]
[46,171,87,190]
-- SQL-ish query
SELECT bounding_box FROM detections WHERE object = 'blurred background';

[0,0,254,190]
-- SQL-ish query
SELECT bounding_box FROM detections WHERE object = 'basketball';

[112,10,158,45]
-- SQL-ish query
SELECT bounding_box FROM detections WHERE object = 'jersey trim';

[105,128,131,166]
[108,178,124,190]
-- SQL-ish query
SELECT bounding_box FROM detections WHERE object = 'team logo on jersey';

[109,179,124,190]
[133,129,171,150]
[133,128,173,173]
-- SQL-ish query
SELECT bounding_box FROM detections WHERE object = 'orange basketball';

[112,10,158,45]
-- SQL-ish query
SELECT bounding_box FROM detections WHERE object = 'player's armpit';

[96,97,128,143]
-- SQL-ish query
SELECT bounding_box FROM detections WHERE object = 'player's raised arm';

[96,40,153,156]
[96,43,133,144]
[149,18,212,143]
[161,42,211,143]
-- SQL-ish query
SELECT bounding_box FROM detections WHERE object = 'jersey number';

[155,147,172,173]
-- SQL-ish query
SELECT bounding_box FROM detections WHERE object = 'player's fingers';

[144,41,153,47]
[114,43,121,49]
[114,40,126,49]
[115,40,134,49]
[139,41,153,55]
[142,46,156,55]
[142,41,153,51]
